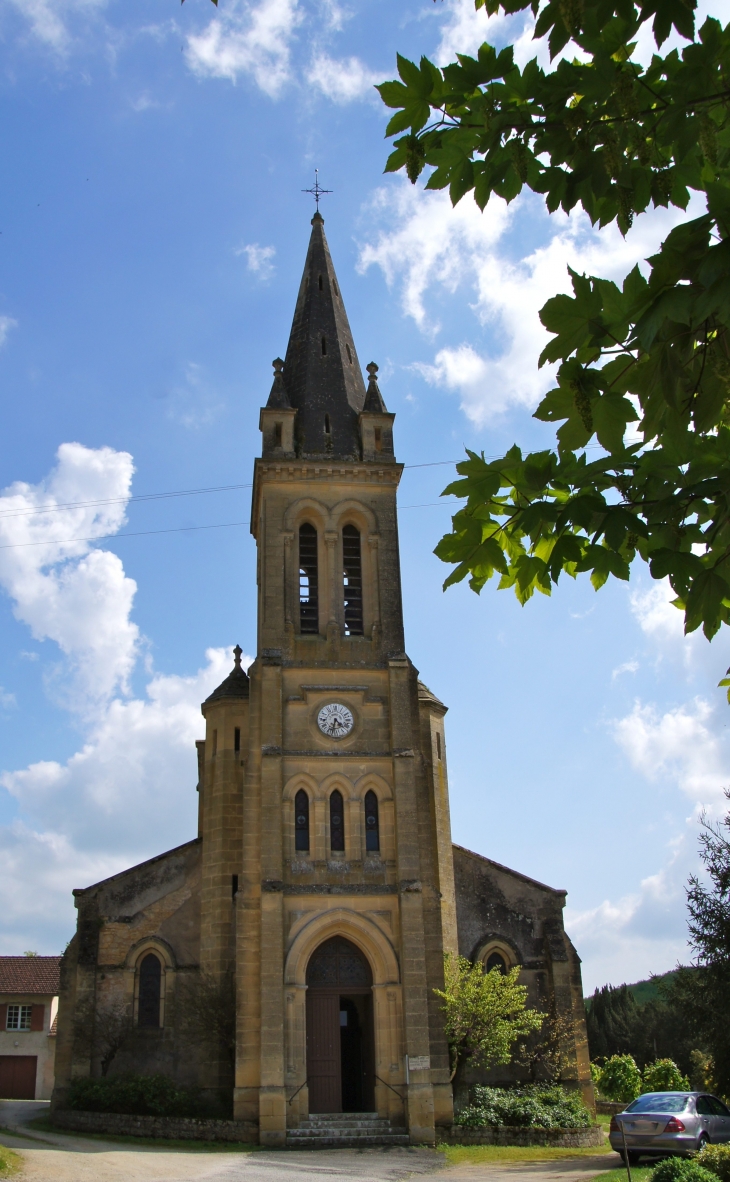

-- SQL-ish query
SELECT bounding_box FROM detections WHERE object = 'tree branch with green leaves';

[435,953,544,1085]
[377,0,730,662]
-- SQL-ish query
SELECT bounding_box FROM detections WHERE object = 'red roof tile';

[0,956,61,996]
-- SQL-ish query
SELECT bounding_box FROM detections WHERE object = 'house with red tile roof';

[0,955,61,1100]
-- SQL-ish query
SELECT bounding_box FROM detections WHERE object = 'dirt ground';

[0,1101,618,1182]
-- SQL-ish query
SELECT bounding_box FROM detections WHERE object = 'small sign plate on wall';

[407,1056,430,1072]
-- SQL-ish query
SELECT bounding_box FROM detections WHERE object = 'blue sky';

[0,0,727,992]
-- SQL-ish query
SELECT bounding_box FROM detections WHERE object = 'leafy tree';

[586,984,639,1061]
[434,953,543,1091]
[377,0,730,660]
[679,788,730,1095]
[516,1003,585,1082]
[643,1057,690,1090]
[598,1052,642,1101]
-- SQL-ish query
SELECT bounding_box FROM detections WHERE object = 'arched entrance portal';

[306,936,375,1114]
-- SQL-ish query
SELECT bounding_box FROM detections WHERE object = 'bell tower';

[233,212,458,1145]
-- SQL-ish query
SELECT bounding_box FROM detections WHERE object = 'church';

[53,211,593,1146]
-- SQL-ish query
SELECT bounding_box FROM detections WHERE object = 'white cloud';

[185,0,302,95]
[568,694,729,989]
[166,362,223,430]
[614,697,729,810]
[4,0,106,53]
[434,0,540,69]
[359,181,704,426]
[236,242,276,279]
[0,316,17,349]
[0,647,249,953]
[0,443,138,714]
[612,659,639,680]
[0,688,17,709]
[307,52,380,103]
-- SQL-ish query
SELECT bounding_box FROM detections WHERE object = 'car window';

[708,1098,730,1117]
[625,1095,690,1114]
[696,1097,714,1115]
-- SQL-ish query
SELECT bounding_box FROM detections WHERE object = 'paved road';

[0,1100,618,1182]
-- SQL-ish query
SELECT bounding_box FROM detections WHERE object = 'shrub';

[456,1083,593,1129]
[698,1144,730,1182]
[643,1059,691,1092]
[650,1159,718,1182]
[67,1073,201,1118]
[599,1054,642,1102]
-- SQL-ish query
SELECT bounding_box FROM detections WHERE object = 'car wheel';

[627,1152,641,1165]
[698,1135,710,1152]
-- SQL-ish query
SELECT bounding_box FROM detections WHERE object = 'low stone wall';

[439,1125,606,1147]
[52,1110,259,1143]
[596,1101,626,1115]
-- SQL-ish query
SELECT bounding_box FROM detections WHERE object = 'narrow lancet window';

[342,525,363,636]
[346,343,352,363]
[318,274,323,290]
[321,336,327,355]
[138,953,161,1028]
[364,790,379,852]
[299,524,319,634]
[330,789,345,852]
[295,789,310,852]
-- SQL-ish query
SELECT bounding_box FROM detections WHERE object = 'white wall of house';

[0,993,58,1100]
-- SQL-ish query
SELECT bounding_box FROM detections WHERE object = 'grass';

[0,1143,22,1176]
[440,1144,614,1165]
[591,1169,654,1182]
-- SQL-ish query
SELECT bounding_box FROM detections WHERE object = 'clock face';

[317,702,354,739]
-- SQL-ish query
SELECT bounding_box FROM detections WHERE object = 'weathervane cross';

[302,169,332,211]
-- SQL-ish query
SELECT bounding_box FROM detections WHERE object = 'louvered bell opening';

[342,525,363,636]
[299,523,319,634]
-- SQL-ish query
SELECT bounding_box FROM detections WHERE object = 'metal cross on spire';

[301,169,332,211]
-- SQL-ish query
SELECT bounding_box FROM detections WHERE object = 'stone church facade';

[53,212,593,1145]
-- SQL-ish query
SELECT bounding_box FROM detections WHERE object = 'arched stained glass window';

[138,953,162,1027]
[364,790,379,852]
[485,951,507,975]
[299,524,319,634]
[330,789,345,852]
[295,788,310,852]
[342,526,363,636]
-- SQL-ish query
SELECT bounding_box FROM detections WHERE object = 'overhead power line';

[0,500,461,550]
[0,460,467,522]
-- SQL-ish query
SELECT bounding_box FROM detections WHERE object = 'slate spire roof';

[204,645,250,704]
[281,212,367,458]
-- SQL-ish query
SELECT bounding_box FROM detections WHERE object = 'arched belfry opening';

[305,936,374,1114]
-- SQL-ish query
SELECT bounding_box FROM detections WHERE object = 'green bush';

[650,1159,717,1182]
[698,1144,730,1182]
[456,1084,593,1129]
[67,1074,201,1118]
[599,1055,643,1102]
[643,1059,691,1092]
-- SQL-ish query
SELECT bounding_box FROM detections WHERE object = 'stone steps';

[287,1112,409,1148]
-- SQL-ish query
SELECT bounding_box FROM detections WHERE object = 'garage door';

[0,1056,37,1099]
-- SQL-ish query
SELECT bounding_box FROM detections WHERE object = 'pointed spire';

[266,358,290,409]
[281,214,366,458]
[362,362,388,413]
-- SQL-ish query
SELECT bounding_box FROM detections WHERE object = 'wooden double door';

[306,988,374,1113]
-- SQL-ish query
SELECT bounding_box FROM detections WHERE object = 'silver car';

[610,1092,730,1162]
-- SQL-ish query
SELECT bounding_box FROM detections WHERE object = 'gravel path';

[0,1100,618,1182]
